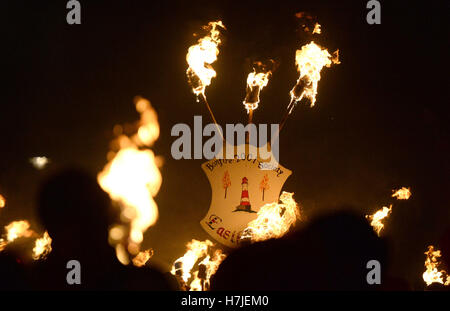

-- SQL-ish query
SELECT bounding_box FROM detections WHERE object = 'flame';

[171,239,213,283]
[132,249,154,267]
[243,68,271,113]
[366,205,392,236]
[5,220,34,242]
[392,187,411,200]
[29,156,50,170]
[98,97,162,261]
[171,239,226,291]
[422,245,449,286]
[189,249,227,291]
[312,23,321,34]
[242,191,301,242]
[0,239,6,252]
[32,231,52,260]
[186,21,225,98]
[288,41,340,113]
[0,194,5,209]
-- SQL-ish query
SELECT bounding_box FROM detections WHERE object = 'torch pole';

[273,100,295,142]
[245,109,254,144]
[278,108,290,133]
[200,93,224,142]
[248,109,253,125]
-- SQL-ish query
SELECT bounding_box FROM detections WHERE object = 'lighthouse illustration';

[233,177,256,213]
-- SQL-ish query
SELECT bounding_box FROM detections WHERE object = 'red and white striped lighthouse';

[234,177,256,213]
[240,177,250,206]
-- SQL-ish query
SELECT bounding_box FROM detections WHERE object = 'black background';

[1,0,449,289]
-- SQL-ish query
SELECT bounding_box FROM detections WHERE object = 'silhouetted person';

[211,210,388,290]
[34,168,175,290]
[0,238,36,290]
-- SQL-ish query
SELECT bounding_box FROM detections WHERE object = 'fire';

[243,64,272,113]
[189,249,226,291]
[186,21,225,98]
[32,231,52,260]
[366,205,392,236]
[422,245,449,286]
[288,41,340,113]
[392,187,411,200]
[0,194,5,208]
[0,220,53,260]
[98,96,162,261]
[171,239,225,291]
[29,156,50,170]
[5,220,34,242]
[171,239,213,283]
[312,23,321,34]
[132,249,154,267]
[241,191,301,242]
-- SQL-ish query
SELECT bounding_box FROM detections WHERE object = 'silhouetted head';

[211,209,388,290]
[37,168,112,249]
[0,251,31,290]
[296,210,387,290]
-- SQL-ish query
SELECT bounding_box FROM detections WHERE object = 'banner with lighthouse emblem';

[200,143,291,248]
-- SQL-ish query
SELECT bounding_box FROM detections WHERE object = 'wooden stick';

[278,108,290,133]
[274,100,296,143]
[200,93,224,141]
[245,109,254,144]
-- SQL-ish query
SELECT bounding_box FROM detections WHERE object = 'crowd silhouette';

[0,169,176,290]
[0,168,449,291]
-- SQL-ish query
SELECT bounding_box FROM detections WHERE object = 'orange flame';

[422,245,449,286]
[171,239,225,291]
[0,194,5,209]
[392,187,411,200]
[5,220,34,242]
[132,249,154,267]
[32,231,52,260]
[29,156,50,170]
[242,191,301,242]
[312,23,321,34]
[243,67,271,113]
[288,40,340,113]
[171,239,213,283]
[0,220,53,260]
[189,249,226,291]
[98,97,162,262]
[366,205,392,236]
[186,21,225,98]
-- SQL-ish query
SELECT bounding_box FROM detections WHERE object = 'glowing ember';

[288,40,340,113]
[392,187,411,200]
[422,245,449,286]
[32,231,52,260]
[242,191,301,242]
[5,220,34,242]
[132,249,154,267]
[0,194,5,209]
[312,23,321,34]
[366,205,392,236]
[186,21,225,98]
[243,63,272,113]
[98,97,162,261]
[29,156,50,170]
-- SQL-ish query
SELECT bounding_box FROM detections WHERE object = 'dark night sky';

[1,0,449,288]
